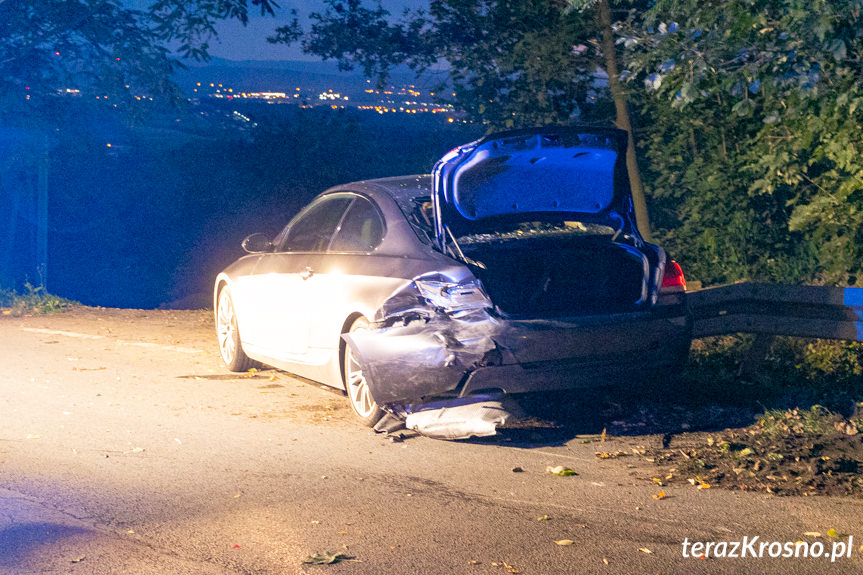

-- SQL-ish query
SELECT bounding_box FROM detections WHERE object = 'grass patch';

[0,283,78,316]
[684,335,863,413]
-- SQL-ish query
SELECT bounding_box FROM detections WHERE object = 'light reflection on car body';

[215,126,692,436]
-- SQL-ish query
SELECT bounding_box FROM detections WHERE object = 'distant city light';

[187,77,461,122]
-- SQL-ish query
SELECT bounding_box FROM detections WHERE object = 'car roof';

[331,174,432,204]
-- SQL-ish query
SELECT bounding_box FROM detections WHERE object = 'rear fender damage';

[341,273,516,438]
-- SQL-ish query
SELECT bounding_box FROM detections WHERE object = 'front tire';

[343,317,384,427]
[216,286,254,372]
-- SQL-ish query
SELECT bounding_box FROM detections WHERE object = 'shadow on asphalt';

[0,522,91,567]
[472,373,862,448]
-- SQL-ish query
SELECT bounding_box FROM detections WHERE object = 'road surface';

[1,308,861,574]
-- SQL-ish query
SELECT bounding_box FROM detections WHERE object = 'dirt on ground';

[647,407,863,497]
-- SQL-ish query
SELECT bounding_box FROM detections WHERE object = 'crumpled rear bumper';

[342,306,691,407]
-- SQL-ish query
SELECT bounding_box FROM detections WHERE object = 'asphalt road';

[1,308,862,574]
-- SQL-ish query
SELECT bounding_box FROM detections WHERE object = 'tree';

[271,0,600,128]
[0,0,278,123]
[622,0,863,285]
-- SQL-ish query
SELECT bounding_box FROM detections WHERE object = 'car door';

[304,194,390,354]
[247,194,353,361]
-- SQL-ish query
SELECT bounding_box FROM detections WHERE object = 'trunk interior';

[461,235,648,316]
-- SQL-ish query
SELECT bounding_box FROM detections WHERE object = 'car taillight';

[660,259,686,294]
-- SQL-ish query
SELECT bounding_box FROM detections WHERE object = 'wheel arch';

[213,274,233,316]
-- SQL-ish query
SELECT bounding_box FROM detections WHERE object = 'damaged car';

[214,126,691,438]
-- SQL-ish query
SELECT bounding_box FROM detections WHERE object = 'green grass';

[686,335,863,413]
[0,283,78,316]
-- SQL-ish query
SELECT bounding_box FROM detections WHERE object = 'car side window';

[329,197,385,252]
[280,196,352,252]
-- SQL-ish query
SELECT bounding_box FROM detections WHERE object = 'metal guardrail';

[689,282,863,342]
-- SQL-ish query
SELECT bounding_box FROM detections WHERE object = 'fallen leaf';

[390,546,397,550]
[233,493,241,498]
[337,530,348,535]
[554,539,574,546]
[827,528,837,538]
[311,520,320,525]
[70,555,86,563]
[652,491,667,500]
[537,515,550,521]
[638,547,653,554]
[26,434,40,440]
[602,557,609,565]
[468,560,479,565]
[596,450,629,459]
[126,529,135,534]
[546,465,577,476]
[302,551,351,565]
[512,466,524,473]
[697,483,711,490]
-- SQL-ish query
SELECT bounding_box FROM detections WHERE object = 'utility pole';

[36,136,49,289]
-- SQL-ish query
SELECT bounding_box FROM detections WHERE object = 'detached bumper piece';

[404,395,515,440]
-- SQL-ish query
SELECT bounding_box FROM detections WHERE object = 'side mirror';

[241,233,274,254]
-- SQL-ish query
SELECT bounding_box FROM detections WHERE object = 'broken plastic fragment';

[405,396,513,440]
[546,465,577,476]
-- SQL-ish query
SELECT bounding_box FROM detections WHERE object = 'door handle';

[299,266,315,280]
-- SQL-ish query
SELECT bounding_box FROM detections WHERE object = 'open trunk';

[461,234,649,316]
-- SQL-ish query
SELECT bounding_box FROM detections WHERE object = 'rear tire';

[343,317,384,427]
[216,286,254,372]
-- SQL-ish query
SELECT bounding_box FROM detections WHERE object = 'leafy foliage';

[622,0,863,284]
[271,0,608,128]
[0,283,77,315]
[0,0,277,123]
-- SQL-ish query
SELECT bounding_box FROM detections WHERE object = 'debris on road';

[302,551,352,565]
[546,465,577,477]
[652,406,863,496]
[404,395,514,440]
